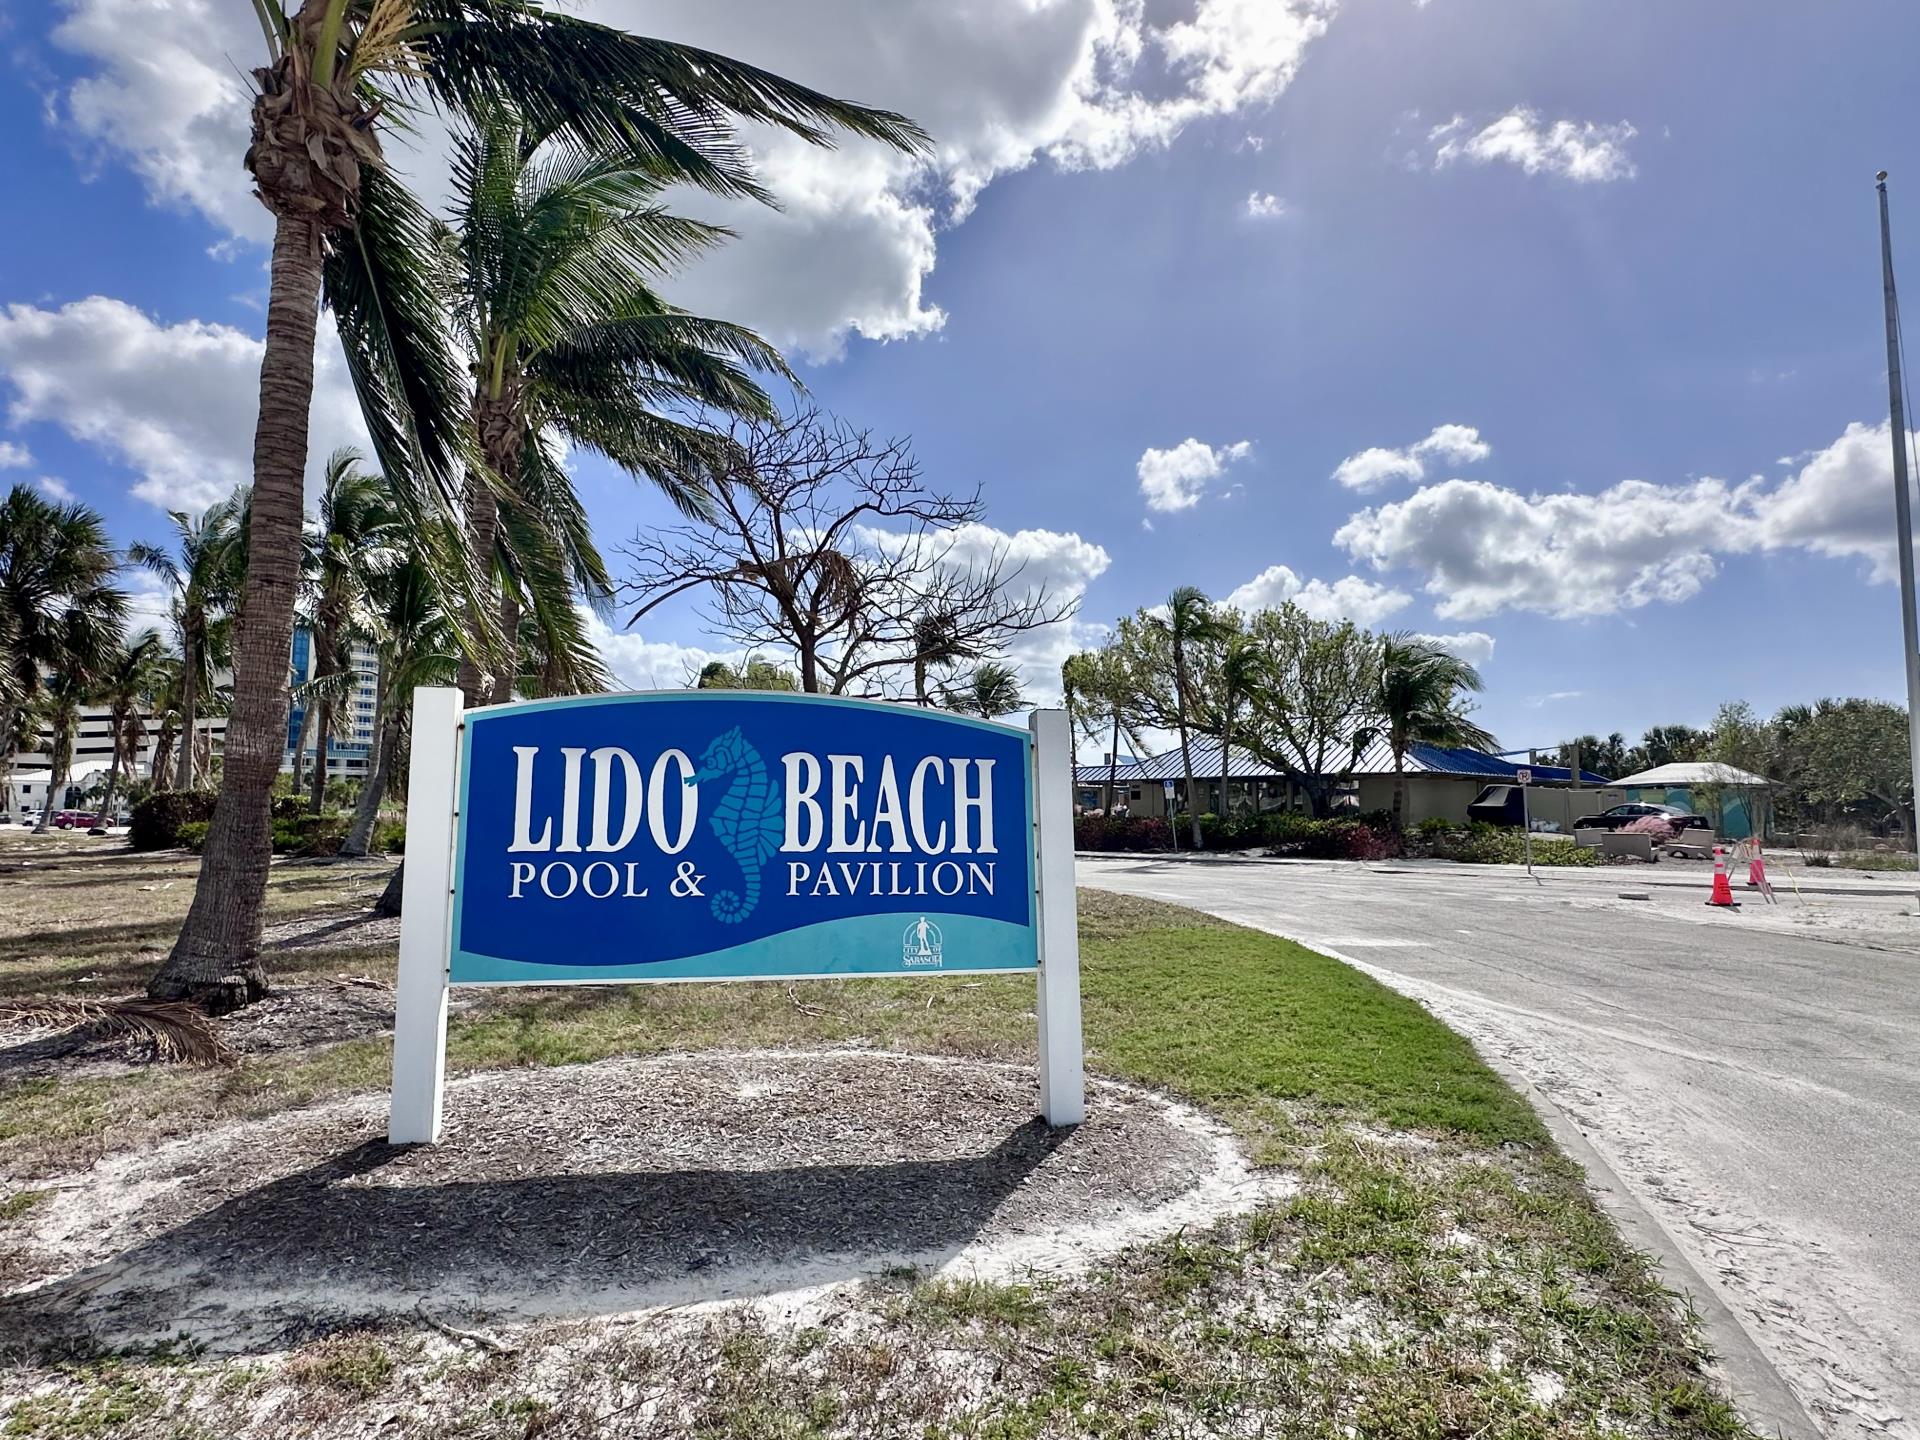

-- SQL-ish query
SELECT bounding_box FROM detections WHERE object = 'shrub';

[269,815,349,857]
[176,820,211,853]
[1430,829,1599,867]
[1074,814,1174,852]
[1262,816,1400,861]
[272,796,308,822]
[1620,815,1682,838]
[1414,816,1456,840]
[129,790,218,851]
[372,820,407,856]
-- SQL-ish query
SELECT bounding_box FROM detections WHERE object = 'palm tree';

[164,0,924,1010]
[1379,635,1497,832]
[945,662,1025,719]
[1151,587,1225,847]
[1214,633,1262,820]
[145,655,185,788]
[128,493,247,791]
[341,554,458,859]
[295,452,400,811]
[912,610,980,708]
[90,632,167,834]
[443,108,795,707]
[31,671,90,834]
[0,485,128,784]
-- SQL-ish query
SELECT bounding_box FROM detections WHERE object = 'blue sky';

[1,0,1917,753]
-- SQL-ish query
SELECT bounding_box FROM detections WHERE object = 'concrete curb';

[1291,926,1823,1437]
[1471,1053,1822,1440]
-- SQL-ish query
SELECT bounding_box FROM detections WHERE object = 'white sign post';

[388,688,1084,1144]
[390,686,462,1145]
[1030,708,1086,1127]
[1516,768,1533,876]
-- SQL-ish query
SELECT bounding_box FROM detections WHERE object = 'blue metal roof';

[1407,743,1612,785]
[1074,739,1611,786]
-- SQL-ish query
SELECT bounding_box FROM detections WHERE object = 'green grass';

[0,862,1755,1439]
[0,888,1540,1177]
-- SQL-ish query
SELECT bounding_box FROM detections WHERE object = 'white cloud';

[1138,437,1253,513]
[1430,108,1638,183]
[29,476,76,503]
[1337,476,1740,620]
[0,441,31,469]
[121,567,175,642]
[48,0,1335,360]
[1332,423,1490,491]
[1750,420,1909,580]
[854,521,1112,705]
[1410,631,1495,668]
[1244,190,1287,219]
[585,612,748,691]
[0,297,367,514]
[1335,421,1919,620]
[1222,564,1410,626]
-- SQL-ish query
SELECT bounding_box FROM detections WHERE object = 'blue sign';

[449,692,1037,984]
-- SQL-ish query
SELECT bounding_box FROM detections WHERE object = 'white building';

[4,625,382,817]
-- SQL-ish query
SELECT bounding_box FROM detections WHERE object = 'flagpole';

[1874,171,1920,890]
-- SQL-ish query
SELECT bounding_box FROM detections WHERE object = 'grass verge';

[0,835,1753,1438]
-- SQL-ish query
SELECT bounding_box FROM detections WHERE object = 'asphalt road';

[1079,854,1920,1440]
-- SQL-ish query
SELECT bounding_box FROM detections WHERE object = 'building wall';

[5,708,225,816]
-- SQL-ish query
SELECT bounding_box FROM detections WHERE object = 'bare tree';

[620,409,1072,697]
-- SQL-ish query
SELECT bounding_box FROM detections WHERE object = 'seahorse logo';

[689,726,783,924]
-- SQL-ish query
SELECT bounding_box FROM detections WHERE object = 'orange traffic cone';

[1707,846,1739,908]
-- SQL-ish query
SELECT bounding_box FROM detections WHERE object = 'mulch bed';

[0,1051,1273,1355]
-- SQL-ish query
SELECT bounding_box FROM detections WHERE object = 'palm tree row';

[145,0,925,1010]
[1076,593,1495,836]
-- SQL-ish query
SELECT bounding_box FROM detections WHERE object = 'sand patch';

[0,1050,1288,1353]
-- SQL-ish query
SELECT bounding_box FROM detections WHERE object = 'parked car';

[1572,803,1708,832]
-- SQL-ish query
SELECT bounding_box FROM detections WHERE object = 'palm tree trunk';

[92,740,123,835]
[173,654,198,791]
[455,476,498,708]
[32,748,64,834]
[1173,648,1202,848]
[1221,712,1234,822]
[1105,709,1120,813]
[375,858,405,917]
[150,213,323,1011]
[150,724,173,786]
[308,696,333,812]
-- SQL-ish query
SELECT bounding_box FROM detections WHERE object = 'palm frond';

[324,163,470,518]
[0,998,237,1067]
[398,4,927,204]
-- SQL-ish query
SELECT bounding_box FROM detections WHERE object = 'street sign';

[1162,779,1175,798]
[389,689,1083,1143]
[1515,767,1532,786]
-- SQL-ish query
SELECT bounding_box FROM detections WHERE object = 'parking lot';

[1080,853,1920,1440]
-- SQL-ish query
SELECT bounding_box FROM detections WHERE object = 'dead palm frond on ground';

[0,997,238,1068]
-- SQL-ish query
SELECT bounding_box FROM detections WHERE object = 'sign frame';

[388,687,1084,1145]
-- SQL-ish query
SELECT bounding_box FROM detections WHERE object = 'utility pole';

[1876,172,1920,887]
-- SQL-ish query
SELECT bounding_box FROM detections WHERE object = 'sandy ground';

[0,1050,1287,1354]
[1081,855,1920,1440]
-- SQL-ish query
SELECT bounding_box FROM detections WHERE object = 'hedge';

[1073,810,1401,860]
[129,791,218,851]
